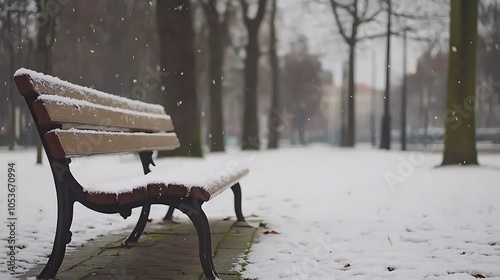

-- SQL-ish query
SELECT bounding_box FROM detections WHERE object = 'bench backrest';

[14,68,180,160]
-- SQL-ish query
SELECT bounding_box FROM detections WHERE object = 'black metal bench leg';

[124,204,150,245]
[37,188,74,279]
[163,205,175,222]
[178,198,219,280]
[231,183,246,222]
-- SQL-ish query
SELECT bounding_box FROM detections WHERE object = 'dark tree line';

[477,0,500,113]
[34,0,57,164]
[1,0,288,157]
[3,0,483,163]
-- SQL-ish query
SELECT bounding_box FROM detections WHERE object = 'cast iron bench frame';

[14,69,247,280]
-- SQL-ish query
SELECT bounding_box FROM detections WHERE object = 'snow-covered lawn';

[1,145,500,279]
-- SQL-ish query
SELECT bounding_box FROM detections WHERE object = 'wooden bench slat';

[86,184,189,206]
[33,97,174,132]
[84,173,248,206]
[45,129,180,159]
[200,167,249,199]
[117,184,189,206]
[82,167,249,205]
[14,69,165,114]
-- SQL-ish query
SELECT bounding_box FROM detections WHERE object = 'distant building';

[321,81,383,144]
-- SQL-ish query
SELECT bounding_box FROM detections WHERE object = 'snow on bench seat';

[83,159,249,206]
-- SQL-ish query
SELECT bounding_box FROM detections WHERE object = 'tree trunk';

[156,0,203,157]
[242,29,261,150]
[206,6,225,152]
[340,61,348,146]
[6,10,16,151]
[380,0,392,150]
[442,0,479,165]
[240,0,267,150]
[267,0,280,149]
[34,0,57,164]
[347,43,356,147]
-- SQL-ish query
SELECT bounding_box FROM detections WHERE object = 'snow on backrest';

[14,68,165,115]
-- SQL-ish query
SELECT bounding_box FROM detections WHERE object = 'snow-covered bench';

[14,68,248,280]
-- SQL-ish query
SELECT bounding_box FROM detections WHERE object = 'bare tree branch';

[328,0,386,45]
[391,11,448,20]
[238,0,250,26]
[330,0,356,16]
[254,0,268,24]
[329,0,351,44]
[197,0,210,15]
[358,28,434,42]
[239,0,267,29]
[360,0,369,18]
[359,6,384,24]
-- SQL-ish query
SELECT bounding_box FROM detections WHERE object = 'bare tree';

[328,0,385,147]
[324,0,447,148]
[1,0,36,152]
[239,0,268,150]
[198,0,235,152]
[267,0,280,149]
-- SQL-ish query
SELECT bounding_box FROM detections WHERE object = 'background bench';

[14,68,248,280]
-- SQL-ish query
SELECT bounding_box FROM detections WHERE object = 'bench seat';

[84,162,249,206]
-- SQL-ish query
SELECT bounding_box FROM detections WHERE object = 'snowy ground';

[1,145,500,279]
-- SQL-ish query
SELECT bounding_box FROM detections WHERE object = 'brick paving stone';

[22,219,261,280]
[214,248,244,270]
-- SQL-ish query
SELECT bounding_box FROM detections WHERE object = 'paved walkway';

[23,219,260,280]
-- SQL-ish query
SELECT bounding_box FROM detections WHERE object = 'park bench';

[14,68,248,280]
